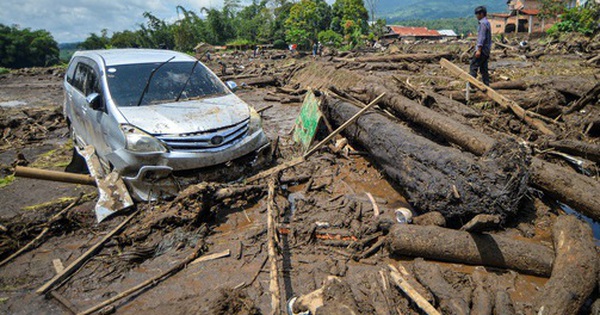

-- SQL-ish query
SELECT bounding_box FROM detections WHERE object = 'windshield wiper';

[136,56,176,106]
[175,60,199,102]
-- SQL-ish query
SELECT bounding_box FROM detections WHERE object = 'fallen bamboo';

[37,209,140,294]
[76,239,205,315]
[388,264,441,315]
[440,58,555,136]
[190,249,230,265]
[534,216,599,315]
[267,178,281,315]
[15,166,96,186]
[0,195,82,268]
[387,224,554,276]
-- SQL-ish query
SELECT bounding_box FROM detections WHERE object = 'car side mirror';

[86,93,102,110]
[225,81,238,92]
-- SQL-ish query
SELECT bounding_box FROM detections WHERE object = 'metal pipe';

[15,166,96,186]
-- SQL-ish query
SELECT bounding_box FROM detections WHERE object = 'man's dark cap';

[475,6,487,14]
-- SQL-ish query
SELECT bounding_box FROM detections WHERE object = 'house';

[384,26,442,40]
[488,0,556,34]
[437,29,459,38]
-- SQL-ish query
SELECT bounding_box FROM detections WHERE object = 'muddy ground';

[0,35,599,315]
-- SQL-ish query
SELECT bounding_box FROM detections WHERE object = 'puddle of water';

[559,202,600,246]
[0,100,27,107]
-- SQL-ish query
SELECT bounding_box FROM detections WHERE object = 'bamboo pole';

[15,166,96,186]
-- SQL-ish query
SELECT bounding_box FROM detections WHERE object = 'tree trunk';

[387,224,554,276]
[323,98,529,221]
[530,158,600,221]
[534,215,599,315]
[336,52,453,63]
[548,139,600,163]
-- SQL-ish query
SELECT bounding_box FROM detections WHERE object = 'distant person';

[470,6,492,86]
[312,42,318,57]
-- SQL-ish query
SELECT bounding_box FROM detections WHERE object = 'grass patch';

[31,140,73,169]
[0,175,15,188]
[21,192,97,211]
[0,67,10,75]
[0,297,7,304]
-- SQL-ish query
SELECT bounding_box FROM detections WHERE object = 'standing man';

[471,6,492,86]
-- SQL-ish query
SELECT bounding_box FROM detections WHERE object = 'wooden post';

[440,58,555,136]
[15,166,96,186]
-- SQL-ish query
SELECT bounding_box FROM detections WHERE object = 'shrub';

[273,39,287,50]
[318,30,343,47]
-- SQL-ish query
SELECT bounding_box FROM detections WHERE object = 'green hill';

[378,0,508,23]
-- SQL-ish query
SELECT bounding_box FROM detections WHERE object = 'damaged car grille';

[156,119,249,152]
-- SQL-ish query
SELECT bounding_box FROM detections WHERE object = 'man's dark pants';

[469,54,490,86]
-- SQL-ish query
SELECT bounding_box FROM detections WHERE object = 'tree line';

[78,0,383,53]
[0,24,59,68]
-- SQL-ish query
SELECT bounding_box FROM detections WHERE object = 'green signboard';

[293,90,322,152]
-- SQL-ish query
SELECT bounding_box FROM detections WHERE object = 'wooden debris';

[339,52,453,64]
[190,249,230,265]
[563,82,600,114]
[460,214,501,232]
[76,238,205,315]
[266,178,281,315]
[548,139,600,163]
[50,291,79,314]
[530,158,600,222]
[534,215,598,315]
[387,224,554,276]
[0,195,82,268]
[440,58,555,136]
[388,264,441,315]
[490,81,527,90]
[14,166,96,186]
[52,259,64,274]
[37,209,140,294]
[471,286,493,315]
[413,259,469,315]
[365,192,380,217]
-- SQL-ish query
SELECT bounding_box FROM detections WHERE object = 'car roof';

[73,49,195,67]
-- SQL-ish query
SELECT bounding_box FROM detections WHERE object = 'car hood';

[118,93,250,135]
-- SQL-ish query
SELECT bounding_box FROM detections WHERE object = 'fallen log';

[364,85,496,156]
[471,286,493,315]
[530,158,600,221]
[548,139,600,163]
[337,52,453,64]
[242,76,279,87]
[494,291,516,315]
[387,224,554,276]
[534,215,598,315]
[266,178,281,315]
[413,259,469,315]
[323,98,529,220]
[489,81,527,91]
[563,82,600,114]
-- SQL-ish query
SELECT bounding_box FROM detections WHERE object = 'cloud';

[0,0,218,43]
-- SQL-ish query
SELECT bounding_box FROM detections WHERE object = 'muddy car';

[64,49,270,199]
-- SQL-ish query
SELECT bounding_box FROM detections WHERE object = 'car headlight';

[248,107,262,134]
[120,124,167,153]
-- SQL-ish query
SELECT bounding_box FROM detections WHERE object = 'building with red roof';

[385,26,443,40]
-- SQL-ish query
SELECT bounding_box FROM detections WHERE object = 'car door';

[70,61,92,147]
[81,60,113,162]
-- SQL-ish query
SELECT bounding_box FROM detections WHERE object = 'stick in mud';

[36,209,140,294]
[266,177,281,315]
[0,194,83,268]
[76,239,206,315]
[388,264,441,315]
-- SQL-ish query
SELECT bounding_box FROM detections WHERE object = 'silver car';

[64,49,269,198]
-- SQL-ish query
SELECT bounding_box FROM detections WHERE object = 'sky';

[0,0,222,43]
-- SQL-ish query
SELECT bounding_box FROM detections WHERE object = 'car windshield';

[106,61,228,107]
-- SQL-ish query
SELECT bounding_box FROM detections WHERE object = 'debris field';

[1,33,600,315]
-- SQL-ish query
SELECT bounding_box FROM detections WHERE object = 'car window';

[73,63,100,96]
[106,61,228,107]
[66,58,78,84]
